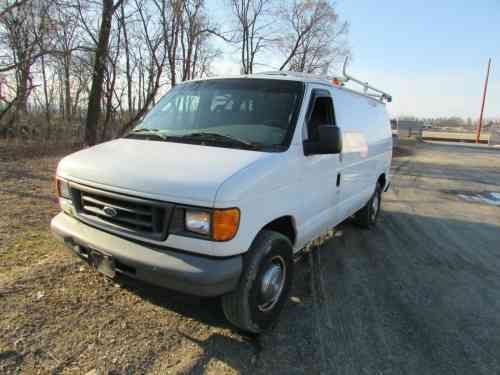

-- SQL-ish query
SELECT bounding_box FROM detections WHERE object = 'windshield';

[129,79,304,151]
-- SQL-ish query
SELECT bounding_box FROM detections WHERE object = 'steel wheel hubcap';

[258,256,286,312]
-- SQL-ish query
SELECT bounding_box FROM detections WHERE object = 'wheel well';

[378,173,386,189]
[262,216,296,245]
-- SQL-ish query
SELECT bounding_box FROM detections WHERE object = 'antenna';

[341,56,392,103]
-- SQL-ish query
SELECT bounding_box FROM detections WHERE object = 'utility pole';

[476,58,491,144]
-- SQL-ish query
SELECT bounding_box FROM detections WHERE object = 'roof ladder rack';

[340,56,392,103]
[256,57,392,103]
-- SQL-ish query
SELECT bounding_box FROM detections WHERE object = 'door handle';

[336,173,341,187]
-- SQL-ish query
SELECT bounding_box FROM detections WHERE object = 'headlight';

[57,179,71,199]
[185,210,211,235]
[184,208,240,241]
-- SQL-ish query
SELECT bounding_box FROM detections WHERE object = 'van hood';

[57,139,272,205]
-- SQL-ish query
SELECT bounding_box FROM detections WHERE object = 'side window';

[307,92,335,141]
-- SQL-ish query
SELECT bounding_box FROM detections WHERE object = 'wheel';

[221,230,294,333]
[354,182,382,229]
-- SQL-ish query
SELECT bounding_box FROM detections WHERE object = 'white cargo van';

[51,63,392,333]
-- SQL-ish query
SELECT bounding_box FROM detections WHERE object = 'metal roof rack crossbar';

[340,56,392,103]
[257,57,393,103]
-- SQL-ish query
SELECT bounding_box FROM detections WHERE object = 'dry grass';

[0,141,82,162]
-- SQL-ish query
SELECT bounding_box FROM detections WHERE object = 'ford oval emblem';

[103,206,118,218]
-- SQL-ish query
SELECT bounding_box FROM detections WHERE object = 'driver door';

[297,88,342,246]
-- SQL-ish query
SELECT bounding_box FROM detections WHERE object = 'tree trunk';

[84,0,115,146]
[15,63,29,114]
[120,2,133,115]
[64,53,72,122]
[40,53,52,141]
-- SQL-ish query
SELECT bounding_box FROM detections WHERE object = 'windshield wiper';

[180,132,259,149]
[125,128,168,140]
[125,129,263,149]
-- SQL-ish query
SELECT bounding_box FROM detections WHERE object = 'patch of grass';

[0,229,63,273]
[0,141,81,162]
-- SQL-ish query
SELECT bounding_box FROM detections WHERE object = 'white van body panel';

[292,84,343,249]
[55,78,392,258]
[330,86,392,220]
[57,138,273,206]
[204,82,392,256]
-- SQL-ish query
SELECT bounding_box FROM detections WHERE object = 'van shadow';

[113,277,262,374]
[174,331,260,375]
[115,274,232,330]
[106,330,260,375]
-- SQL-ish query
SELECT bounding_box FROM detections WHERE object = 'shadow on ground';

[116,275,231,330]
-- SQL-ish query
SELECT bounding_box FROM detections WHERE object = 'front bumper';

[50,213,242,297]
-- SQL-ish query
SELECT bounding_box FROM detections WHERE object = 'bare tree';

[50,6,81,122]
[179,0,219,81]
[1,1,40,113]
[0,79,21,122]
[101,12,122,139]
[119,0,217,134]
[117,1,133,114]
[152,0,183,86]
[0,0,31,21]
[118,0,168,133]
[83,0,123,146]
[70,52,93,117]
[181,0,203,81]
[0,0,349,146]
[277,0,349,73]
[37,41,53,133]
[229,0,270,74]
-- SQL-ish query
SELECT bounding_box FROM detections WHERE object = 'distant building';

[489,123,500,147]
[393,119,424,137]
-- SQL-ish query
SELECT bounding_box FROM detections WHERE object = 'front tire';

[222,230,294,333]
[354,182,382,229]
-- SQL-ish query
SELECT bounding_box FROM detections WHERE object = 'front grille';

[70,183,173,241]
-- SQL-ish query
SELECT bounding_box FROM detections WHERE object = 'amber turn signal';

[212,208,240,241]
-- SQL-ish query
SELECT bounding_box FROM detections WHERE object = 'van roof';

[184,72,389,105]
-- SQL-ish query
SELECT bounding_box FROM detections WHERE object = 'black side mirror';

[303,125,343,155]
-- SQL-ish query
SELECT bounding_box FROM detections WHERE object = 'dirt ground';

[1,140,500,374]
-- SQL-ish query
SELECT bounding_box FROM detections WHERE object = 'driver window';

[308,95,334,141]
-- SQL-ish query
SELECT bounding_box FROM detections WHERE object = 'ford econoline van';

[51,69,392,333]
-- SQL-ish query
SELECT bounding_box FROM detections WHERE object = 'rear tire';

[354,182,382,229]
[222,230,294,333]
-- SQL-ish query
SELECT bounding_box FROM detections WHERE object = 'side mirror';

[303,125,343,155]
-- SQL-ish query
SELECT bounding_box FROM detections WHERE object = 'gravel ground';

[1,140,500,374]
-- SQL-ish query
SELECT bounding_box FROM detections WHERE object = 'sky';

[208,0,500,119]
